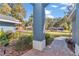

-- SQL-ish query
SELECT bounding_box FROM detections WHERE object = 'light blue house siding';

[0,14,20,32]
[0,21,16,32]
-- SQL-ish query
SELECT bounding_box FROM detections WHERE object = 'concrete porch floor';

[22,37,75,56]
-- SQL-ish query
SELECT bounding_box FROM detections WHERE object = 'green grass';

[23,30,72,37]
[46,31,71,37]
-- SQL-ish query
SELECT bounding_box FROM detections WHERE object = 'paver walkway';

[22,37,75,56]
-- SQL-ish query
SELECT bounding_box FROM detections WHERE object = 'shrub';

[6,31,14,39]
[13,35,33,51]
[45,33,54,45]
[13,31,20,39]
[0,29,9,46]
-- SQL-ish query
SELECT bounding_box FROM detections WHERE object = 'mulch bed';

[65,38,75,53]
[0,45,32,56]
[2,39,33,56]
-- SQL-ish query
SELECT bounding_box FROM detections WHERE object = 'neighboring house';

[0,14,21,32]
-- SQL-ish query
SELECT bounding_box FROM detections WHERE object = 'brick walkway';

[22,37,75,56]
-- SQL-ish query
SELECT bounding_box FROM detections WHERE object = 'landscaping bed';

[0,45,32,56]
[0,30,33,56]
[0,30,54,56]
[0,30,72,56]
[66,38,75,53]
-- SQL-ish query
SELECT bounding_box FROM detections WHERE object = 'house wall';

[0,21,16,32]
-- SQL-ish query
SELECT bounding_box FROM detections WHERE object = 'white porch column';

[73,4,79,56]
[32,4,47,51]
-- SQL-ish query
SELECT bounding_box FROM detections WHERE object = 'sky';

[22,3,72,21]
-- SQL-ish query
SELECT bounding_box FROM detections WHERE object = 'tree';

[52,16,70,30]
[8,3,26,30]
[53,17,63,27]
[53,16,72,30]
[27,14,33,26]
[0,3,26,22]
[45,17,53,30]
[0,3,11,15]
[10,3,26,22]
[24,21,28,26]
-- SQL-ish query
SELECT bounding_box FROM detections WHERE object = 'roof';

[0,14,21,24]
[67,5,76,21]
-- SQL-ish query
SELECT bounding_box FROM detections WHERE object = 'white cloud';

[45,9,54,18]
[60,6,67,10]
[46,14,54,18]
[45,10,51,15]
[51,5,58,8]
